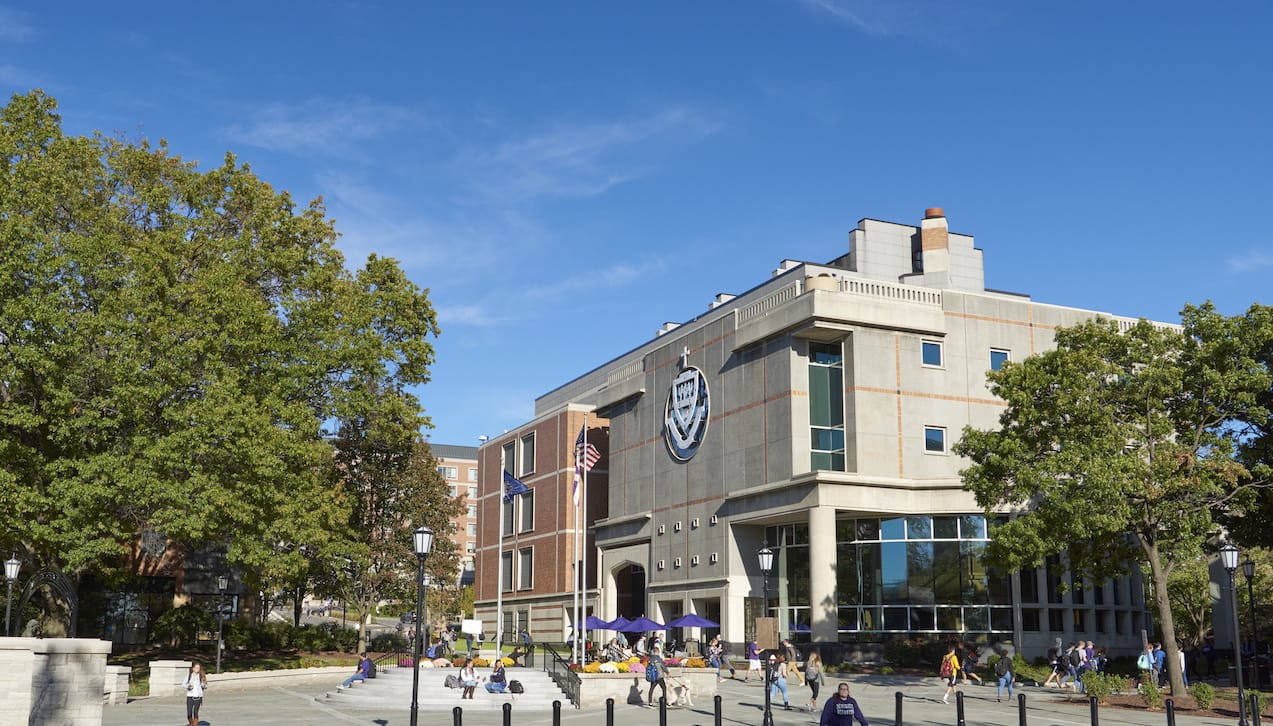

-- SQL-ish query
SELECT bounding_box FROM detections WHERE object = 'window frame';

[923,426,947,454]
[517,547,534,590]
[500,551,513,591]
[989,348,1010,372]
[520,433,536,476]
[518,489,535,533]
[921,340,944,368]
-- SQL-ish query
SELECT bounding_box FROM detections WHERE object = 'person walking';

[961,643,983,685]
[783,638,805,687]
[769,653,791,710]
[485,659,508,693]
[805,649,827,713]
[746,639,762,682]
[645,646,669,707]
[459,659,479,700]
[183,662,208,726]
[819,682,869,726]
[940,644,960,704]
[994,653,1015,702]
[338,654,373,690]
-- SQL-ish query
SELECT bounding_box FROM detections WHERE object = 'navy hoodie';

[820,694,868,726]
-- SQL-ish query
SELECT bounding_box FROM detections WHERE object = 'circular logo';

[664,366,710,460]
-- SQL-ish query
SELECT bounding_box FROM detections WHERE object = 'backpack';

[1068,649,1082,667]
[508,679,524,694]
[367,660,377,679]
[994,657,1010,677]
[939,655,953,678]
[444,674,460,689]
[645,661,660,682]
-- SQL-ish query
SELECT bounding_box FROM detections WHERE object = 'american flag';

[573,425,601,507]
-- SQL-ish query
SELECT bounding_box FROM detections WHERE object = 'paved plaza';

[102,672,1242,726]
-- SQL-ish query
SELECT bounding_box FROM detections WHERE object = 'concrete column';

[147,659,192,697]
[808,505,838,643]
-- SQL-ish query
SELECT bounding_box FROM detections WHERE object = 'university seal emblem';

[664,347,710,461]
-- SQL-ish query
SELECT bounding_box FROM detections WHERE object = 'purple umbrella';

[666,613,719,628]
[618,616,665,632]
[607,616,631,631]
[584,615,611,629]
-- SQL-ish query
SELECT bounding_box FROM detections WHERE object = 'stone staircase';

[321,666,571,711]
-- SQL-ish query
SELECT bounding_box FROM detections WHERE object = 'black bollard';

[1018,692,1028,726]
[715,695,723,726]
[1165,698,1175,726]
[606,697,615,726]
[452,705,462,726]
[956,690,966,726]
[895,691,903,726]
[502,701,512,726]
[1251,693,1262,726]
[1089,695,1099,726]
[553,700,561,726]
[659,696,668,726]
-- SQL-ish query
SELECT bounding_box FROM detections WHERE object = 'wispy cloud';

[794,0,1010,45]
[458,107,719,202]
[797,0,891,35]
[0,64,38,88]
[522,259,668,302]
[224,97,422,157]
[1226,249,1273,273]
[0,7,35,43]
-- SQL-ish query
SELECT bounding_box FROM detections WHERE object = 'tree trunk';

[1143,537,1191,702]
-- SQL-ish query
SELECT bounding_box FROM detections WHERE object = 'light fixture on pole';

[4,554,20,637]
[409,525,434,726]
[1243,558,1260,688]
[1221,542,1248,726]
[215,576,228,674]
[758,541,775,726]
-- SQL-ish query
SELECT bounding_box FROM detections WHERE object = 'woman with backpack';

[994,652,1015,702]
[769,653,791,710]
[804,650,827,713]
[645,646,668,707]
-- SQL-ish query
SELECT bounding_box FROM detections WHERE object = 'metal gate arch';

[9,567,79,636]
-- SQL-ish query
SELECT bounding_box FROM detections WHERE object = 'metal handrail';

[540,643,581,708]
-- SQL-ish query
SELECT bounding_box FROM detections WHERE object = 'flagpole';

[572,417,581,665]
[580,414,589,666]
[496,448,505,658]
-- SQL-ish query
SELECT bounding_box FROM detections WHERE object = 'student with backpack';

[644,646,669,707]
[960,643,983,686]
[994,652,1015,702]
[939,644,960,704]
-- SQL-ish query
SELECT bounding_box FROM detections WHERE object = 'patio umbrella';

[666,613,719,629]
[618,616,665,632]
[584,615,611,630]
[607,616,631,631]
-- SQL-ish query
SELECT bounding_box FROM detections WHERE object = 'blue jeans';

[485,681,507,693]
[997,674,1014,700]
[770,676,788,704]
[341,673,366,688]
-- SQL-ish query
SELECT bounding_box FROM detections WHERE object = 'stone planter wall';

[575,668,717,709]
[0,637,113,726]
[149,660,354,694]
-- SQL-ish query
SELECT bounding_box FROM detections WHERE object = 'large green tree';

[0,91,447,618]
[955,304,1272,698]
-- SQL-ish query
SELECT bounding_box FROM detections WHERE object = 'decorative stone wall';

[0,637,112,726]
[575,668,717,709]
[148,660,353,694]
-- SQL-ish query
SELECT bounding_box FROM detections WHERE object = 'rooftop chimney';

[920,207,949,274]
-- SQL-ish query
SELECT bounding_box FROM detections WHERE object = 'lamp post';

[1243,558,1260,688]
[409,525,434,726]
[4,554,20,637]
[1221,543,1248,726]
[215,576,228,674]
[758,542,775,726]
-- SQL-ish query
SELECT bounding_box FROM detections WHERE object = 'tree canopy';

[0,91,449,601]
[955,303,1272,697]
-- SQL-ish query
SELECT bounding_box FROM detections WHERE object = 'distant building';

[477,209,1155,657]
[430,443,479,587]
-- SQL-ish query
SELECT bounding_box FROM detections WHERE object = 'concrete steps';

[320,666,570,711]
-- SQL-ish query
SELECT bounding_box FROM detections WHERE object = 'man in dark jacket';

[820,682,869,726]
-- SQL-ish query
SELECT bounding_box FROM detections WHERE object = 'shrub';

[151,605,215,647]
[472,657,490,668]
[684,657,706,668]
[878,665,895,675]
[1253,690,1268,716]
[583,661,602,673]
[370,633,409,652]
[1189,682,1215,710]
[1080,672,1117,703]
[1139,680,1164,709]
[500,657,514,667]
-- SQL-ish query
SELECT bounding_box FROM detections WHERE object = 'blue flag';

[503,471,529,503]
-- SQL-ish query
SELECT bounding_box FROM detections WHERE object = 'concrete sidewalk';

[101,673,1239,726]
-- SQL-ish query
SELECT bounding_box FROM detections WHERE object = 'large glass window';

[501,442,515,475]
[500,552,513,592]
[518,490,535,532]
[809,342,846,471]
[520,433,536,476]
[518,548,534,590]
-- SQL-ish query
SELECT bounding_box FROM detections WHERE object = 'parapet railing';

[540,643,581,708]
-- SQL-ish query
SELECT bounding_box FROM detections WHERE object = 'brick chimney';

[920,207,949,274]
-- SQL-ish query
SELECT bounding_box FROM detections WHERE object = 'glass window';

[519,489,535,532]
[907,542,934,604]
[468,468,479,482]
[935,607,961,631]
[921,340,943,367]
[466,541,476,554]
[990,608,1013,632]
[500,552,513,591]
[1022,608,1041,632]
[438,465,458,480]
[1020,568,1039,603]
[883,608,908,630]
[836,542,860,605]
[856,519,879,541]
[858,544,882,605]
[931,542,961,603]
[924,426,946,453]
[502,497,514,536]
[467,523,477,536]
[1048,609,1065,631]
[906,516,931,539]
[468,485,478,500]
[809,342,846,471]
[959,542,988,605]
[518,548,533,590]
[933,517,959,539]
[520,433,536,476]
[960,515,986,539]
[990,348,1010,371]
[881,542,908,604]
[450,486,459,498]
[467,505,477,518]
[880,518,905,540]
[502,442,515,474]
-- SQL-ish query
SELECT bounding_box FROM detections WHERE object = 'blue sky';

[3,1,1270,446]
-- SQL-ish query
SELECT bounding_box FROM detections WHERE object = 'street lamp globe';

[413,526,434,557]
[4,555,19,583]
[1243,558,1256,580]
[1221,542,1240,573]
[758,544,774,574]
